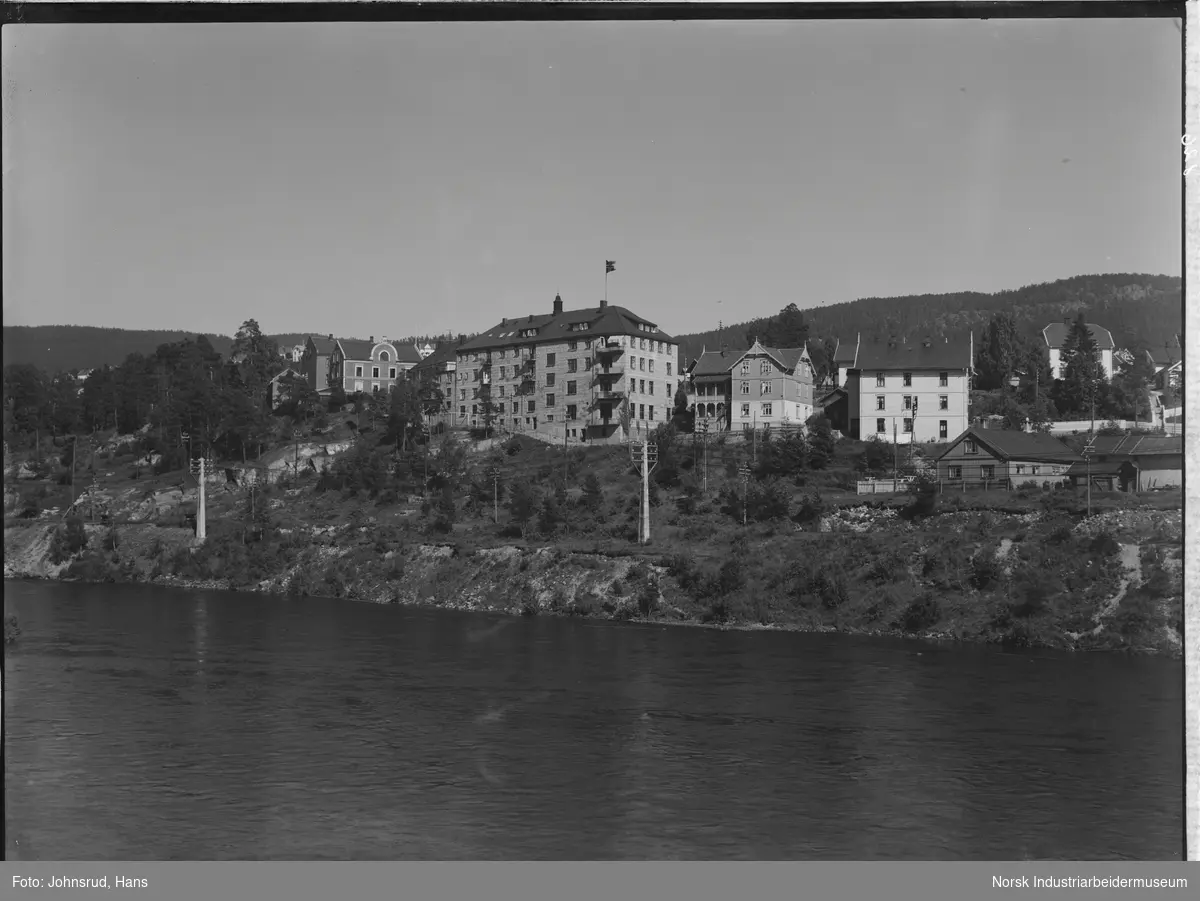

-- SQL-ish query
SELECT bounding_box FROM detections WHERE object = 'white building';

[1042,320,1115,380]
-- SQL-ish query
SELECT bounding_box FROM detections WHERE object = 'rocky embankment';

[3,505,1184,656]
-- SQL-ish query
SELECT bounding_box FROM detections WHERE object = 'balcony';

[593,368,622,385]
[595,341,624,359]
[594,389,626,403]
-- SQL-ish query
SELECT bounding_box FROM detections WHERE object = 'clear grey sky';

[2,18,1183,340]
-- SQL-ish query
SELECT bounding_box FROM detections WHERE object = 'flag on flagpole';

[606,260,615,273]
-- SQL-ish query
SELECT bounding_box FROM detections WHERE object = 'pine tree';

[1055,314,1105,419]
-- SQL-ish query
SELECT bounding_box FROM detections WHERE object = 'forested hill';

[674,273,1182,363]
[1,327,452,372]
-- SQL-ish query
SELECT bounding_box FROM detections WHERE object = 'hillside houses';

[1043,320,1115,380]
[685,340,816,432]
[844,335,972,443]
[936,427,1081,489]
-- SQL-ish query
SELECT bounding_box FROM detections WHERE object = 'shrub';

[716,557,746,595]
[792,490,826,527]
[968,551,1003,590]
[899,593,941,632]
[1088,530,1121,558]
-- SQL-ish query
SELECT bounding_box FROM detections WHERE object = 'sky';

[1,17,1184,341]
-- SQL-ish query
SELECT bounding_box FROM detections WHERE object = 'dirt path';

[1065,542,1141,640]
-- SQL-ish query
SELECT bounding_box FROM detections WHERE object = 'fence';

[856,477,914,495]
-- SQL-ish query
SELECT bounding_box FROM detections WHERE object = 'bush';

[968,551,1003,590]
[1088,530,1121,558]
[792,490,826,527]
[899,593,941,632]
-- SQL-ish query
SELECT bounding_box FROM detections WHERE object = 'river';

[3,580,1184,860]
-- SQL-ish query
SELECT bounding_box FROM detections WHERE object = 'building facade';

[408,340,460,429]
[300,336,337,395]
[846,335,972,443]
[454,295,679,440]
[686,340,816,432]
[331,337,423,395]
[1042,321,1115,380]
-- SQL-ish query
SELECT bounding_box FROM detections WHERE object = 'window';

[471,404,478,415]
[381,351,390,362]
[741,404,751,418]
[965,439,978,455]
[546,353,556,366]
[903,418,913,433]
[649,406,655,420]
[939,372,949,387]
[499,349,506,359]
[876,372,885,387]
[903,372,912,387]
[666,362,672,376]
[459,389,467,401]
[472,387,479,399]
[527,401,536,413]
[939,420,948,439]
[982,465,995,480]
[567,358,577,373]
[742,361,750,375]
[939,395,948,410]
[583,339,592,350]
[903,395,912,410]
[567,341,577,351]
[877,418,886,434]
[762,403,773,417]
[499,366,506,379]
[373,384,380,394]
[742,382,751,395]
[546,393,556,407]
[567,404,577,420]
[948,465,962,479]
[648,382,654,395]
[640,339,647,350]
[389,368,396,379]
[876,396,885,411]
[1032,466,1040,475]
[567,380,577,395]
[639,358,646,371]
[460,406,467,416]
[1015,464,1025,475]
[546,373,556,387]
[649,360,655,372]
[639,404,645,419]
[761,382,772,395]
[640,379,646,393]
[584,357,592,370]
[760,360,771,375]
[356,365,363,377]
[498,385,506,397]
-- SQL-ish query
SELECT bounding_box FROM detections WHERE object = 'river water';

[3,580,1184,860]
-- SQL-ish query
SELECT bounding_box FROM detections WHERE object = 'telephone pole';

[629,439,659,544]
[738,463,751,526]
[188,453,208,542]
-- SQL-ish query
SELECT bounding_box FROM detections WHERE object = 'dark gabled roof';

[268,367,302,384]
[411,342,459,374]
[393,343,424,365]
[832,335,860,365]
[1064,460,1127,478]
[336,339,378,361]
[1042,322,1115,351]
[817,387,848,406]
[937,427,1082,464]
[688,349,740,377]
[1089,434,1183,457]
[457,301,674,353]
[306,336,337,354]
[760,345,811,373]
[853,338,970,372]
[1146,346,1182,368]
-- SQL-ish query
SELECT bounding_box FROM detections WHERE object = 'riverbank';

[4,505,1183,656]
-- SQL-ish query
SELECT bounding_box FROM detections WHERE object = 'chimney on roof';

[553,294,563,315]
[369,335,374,343]
[528,314,534,322]
[599,300,607,310]
[457,334,466,346]
[501,317,507,327]
[328,333,333,341]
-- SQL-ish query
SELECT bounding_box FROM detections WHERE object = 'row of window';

[352,364,398,379]
[873,372,951,387]
[464,337,674,363]
[875,418,952,439]
[875,395,950,411]
[943,464,1042,480]
[457,403,666,422]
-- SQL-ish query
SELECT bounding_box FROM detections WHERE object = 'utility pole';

[698,417,710,494]
[487,462,500,524]
[563,424,568,484]
[893,418,899,492]
[188,453,208,542]
[738,463,751,526]
[293,428,301,477]
[1082,437,1095,519]
[629,439,659,544]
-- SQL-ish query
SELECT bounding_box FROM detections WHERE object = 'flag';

[606,260,615,273]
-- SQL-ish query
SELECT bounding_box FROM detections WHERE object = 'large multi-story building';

[300,335,338,395]
[453,295,679,440]
[1042,320,1115,380]
[686,340,816,432]
[845,334,973,443]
